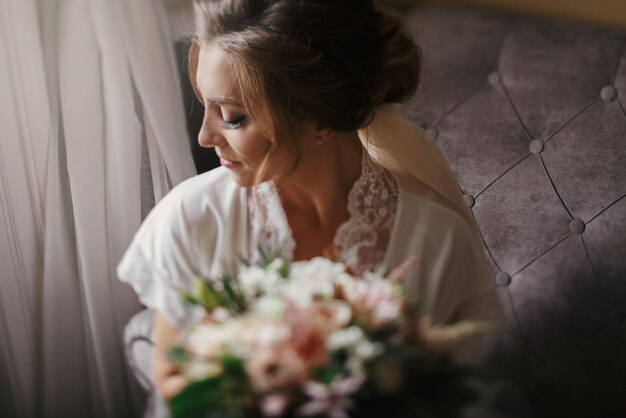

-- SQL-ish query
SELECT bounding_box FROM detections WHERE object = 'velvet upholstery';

[404,5,626,417]
[123,4,626,417]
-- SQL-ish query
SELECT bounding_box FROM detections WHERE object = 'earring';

[314,136,323,145]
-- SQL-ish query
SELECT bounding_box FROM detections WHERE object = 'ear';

[314,125,336,143]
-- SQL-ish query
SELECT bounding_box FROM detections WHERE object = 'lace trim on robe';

[334,152,399,274]
[247,180,296,263]
[247,152,399,274]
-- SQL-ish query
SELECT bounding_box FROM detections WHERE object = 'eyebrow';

[205,97,245,108]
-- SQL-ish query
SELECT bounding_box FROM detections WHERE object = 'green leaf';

[257,246,271,267]
[194,279,226,311]
[169,377,223,418]
[221,275,247,313]
[312,365,342,385]
[169,358,254,418]
[277,258,290,278]
[182,292,201,306]
[166,345,188,367]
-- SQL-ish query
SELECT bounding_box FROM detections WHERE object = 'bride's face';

[195,45,293,187]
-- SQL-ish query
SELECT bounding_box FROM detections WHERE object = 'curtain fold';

[0,0,196,416]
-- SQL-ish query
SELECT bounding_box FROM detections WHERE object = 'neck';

[275,131,363,232]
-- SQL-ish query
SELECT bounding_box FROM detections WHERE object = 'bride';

[118,0,504,402]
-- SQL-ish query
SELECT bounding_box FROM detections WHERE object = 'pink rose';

[347,281,403,330]
[246,343,308,392]
[285,304,344,368]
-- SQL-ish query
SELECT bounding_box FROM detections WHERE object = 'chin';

[227,171,257,188]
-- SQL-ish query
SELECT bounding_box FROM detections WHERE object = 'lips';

[217,154,242,169]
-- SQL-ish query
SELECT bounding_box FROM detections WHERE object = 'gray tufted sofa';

[123,4,626,417]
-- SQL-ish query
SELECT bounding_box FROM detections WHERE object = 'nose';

[197,118,227,149]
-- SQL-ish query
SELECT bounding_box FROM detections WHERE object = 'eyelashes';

[201,101,247,130]
[222,115,246,130]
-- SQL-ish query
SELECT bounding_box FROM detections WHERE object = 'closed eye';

[222,115,246,130]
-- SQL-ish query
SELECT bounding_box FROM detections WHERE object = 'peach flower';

[246,343,308,392]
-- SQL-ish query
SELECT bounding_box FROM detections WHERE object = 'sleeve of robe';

[117,167,247,330]
[387,191,506,364]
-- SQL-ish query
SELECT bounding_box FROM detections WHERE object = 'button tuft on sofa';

[529,139,544,154]
[426,126,439,139]
[487,71,501,86]
[463,192,475,208]
[600,85,617,102]
[496,271,512,287]
[568,218,585,234]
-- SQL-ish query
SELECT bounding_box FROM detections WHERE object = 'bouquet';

[167,255,490,418]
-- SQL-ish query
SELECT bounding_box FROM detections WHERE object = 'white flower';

[354,340,384,360]
[370,298,403,327]
[333,272,359,286]
[186,324,230,358]
[234,318,291,346]
[266,258,287,275]
[273,258,352,306]
[183,359,223,381]
[345,356,367,381]
[342,278,404,329]
[261,393,290,417]
[297,377,364,418]
[327,327,384,379]
[290,257,345,282]
[252,295,288,319]
[320,301,353,330]
[344,340,383,381]
[279,277,334,306]
[327,326,364,351]
[211,307,231,322]
[256,322,291,346]
[239,265,282,299]
[290,259,342,287]
[338,278,369,304]
[225,318,257,357]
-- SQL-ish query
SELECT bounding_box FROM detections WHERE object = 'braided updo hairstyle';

[190,0,421,171]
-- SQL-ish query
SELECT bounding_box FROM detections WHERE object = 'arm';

[117,172,242,397]
[154,311,187,401]
[439,220,506,365]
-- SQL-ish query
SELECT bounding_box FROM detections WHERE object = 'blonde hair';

[189,0,421,184]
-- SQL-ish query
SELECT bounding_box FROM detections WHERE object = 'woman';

[118,0,504,402]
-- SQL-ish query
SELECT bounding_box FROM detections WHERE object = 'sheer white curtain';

[0,0,196,416]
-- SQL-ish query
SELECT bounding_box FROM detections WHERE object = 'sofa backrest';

[404,5,626,417]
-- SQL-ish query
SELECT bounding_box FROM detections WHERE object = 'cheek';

[228,130,272,165]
